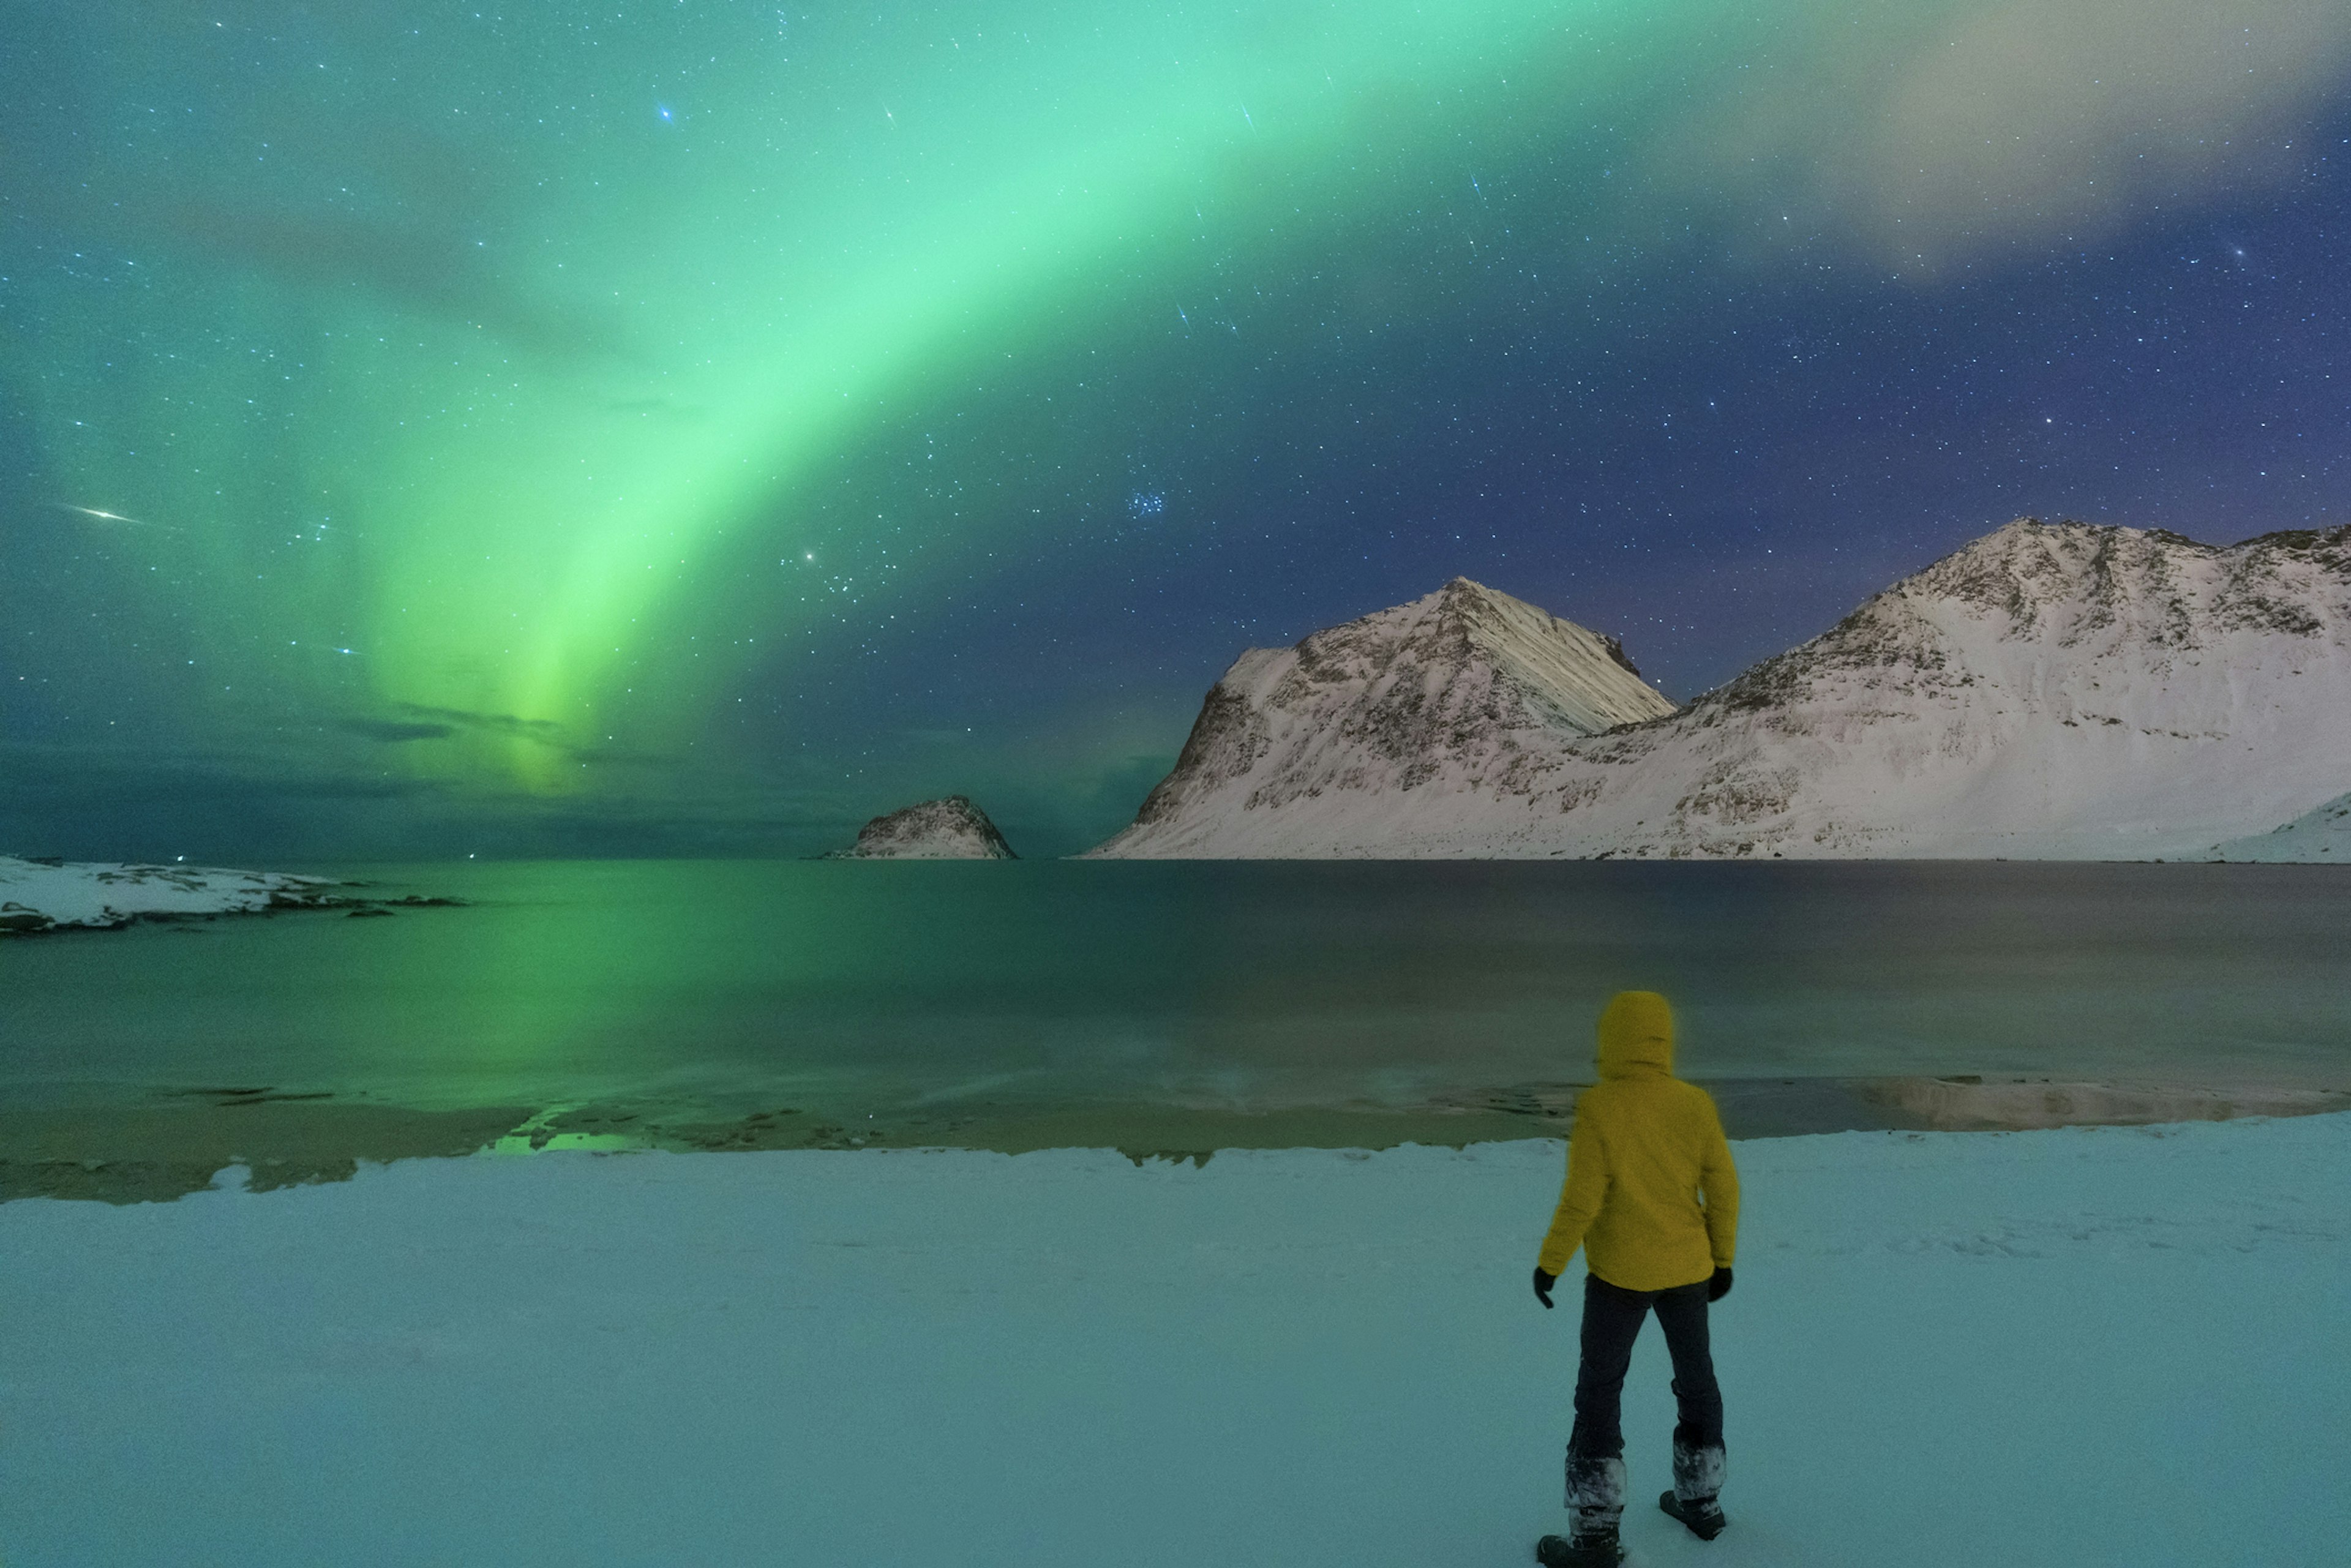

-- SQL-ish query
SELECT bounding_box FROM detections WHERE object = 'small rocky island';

[830,797,1018,860]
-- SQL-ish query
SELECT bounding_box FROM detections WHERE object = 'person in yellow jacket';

[1531,991,1739,1568]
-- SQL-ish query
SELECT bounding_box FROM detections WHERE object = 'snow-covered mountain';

[2210,790,2351,863]
[831,797,1018,860]
[1089,577,1674,858]
[1091,521,2351,860]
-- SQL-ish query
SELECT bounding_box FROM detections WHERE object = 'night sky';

[6,2,2348,860]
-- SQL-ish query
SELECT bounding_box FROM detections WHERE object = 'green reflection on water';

[3,860,2346,1118]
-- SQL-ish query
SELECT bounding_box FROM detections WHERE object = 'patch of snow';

[1094,522,2351,860]
[830,796,1018,860]
[2209,789,2351,863]
[0,856,337,934]
[1,1114,2343,1565]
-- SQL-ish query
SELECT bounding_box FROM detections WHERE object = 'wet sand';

[7,1075,2347,1205]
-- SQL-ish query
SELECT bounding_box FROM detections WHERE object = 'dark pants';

[1568,1272,1723,1460]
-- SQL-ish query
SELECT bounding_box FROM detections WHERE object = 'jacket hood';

[1597,991,1674,1080]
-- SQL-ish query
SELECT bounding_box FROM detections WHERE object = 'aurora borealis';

[6,2,2350,858]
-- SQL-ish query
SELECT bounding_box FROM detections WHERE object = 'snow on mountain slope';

[2210,790,2351,863]
[1092,522,2351,859]
[1088,578,1674,858]
[831,796,1018,859]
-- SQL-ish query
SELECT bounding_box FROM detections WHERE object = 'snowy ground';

[2,1116,2346,1567]
[0,857,335,932]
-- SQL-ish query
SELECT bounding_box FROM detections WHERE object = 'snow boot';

[1659,1490,1727,1541]
[1659,1433,1727,1540]
[1534,1532,1622,1568]
[1538,1453,1625,1566]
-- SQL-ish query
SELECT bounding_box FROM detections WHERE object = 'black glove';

[1707,1267,1733,1303]
[1533,1267,1558,1310]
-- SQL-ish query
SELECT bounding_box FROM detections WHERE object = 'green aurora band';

[9,0,2345,799]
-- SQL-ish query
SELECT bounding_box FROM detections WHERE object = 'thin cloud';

[1655,0,2351,271]
[339,718,456,743]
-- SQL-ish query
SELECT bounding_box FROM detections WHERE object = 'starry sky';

[6,1,2349,860]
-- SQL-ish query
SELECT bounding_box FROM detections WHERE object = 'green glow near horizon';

[20,1,1689,790]
[15,0,2341,798]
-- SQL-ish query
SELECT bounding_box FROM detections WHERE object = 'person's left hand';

[1532,1266,1558,1309]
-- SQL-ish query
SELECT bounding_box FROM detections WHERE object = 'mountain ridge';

[1098,577,1674,856]
[1091,519,2351,860]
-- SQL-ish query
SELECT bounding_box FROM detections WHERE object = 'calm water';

[4,860,2348,1116]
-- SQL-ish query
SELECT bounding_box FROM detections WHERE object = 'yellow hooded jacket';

[1537,992,1739,1292]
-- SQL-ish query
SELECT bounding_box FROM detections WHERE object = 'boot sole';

[1534,1533,1624,1567]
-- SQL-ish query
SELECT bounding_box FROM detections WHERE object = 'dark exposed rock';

[832,795,1018,860]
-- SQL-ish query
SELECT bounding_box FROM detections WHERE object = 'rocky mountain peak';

[832,796,1016,860]
[1103,578,1673,852]
[1094,519,2351,861]
[1704,518,2351,721]
[1891,517,2349,643]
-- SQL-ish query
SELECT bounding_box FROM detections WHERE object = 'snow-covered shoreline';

[0,855,341,933]
[4,1112,2344,1566]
